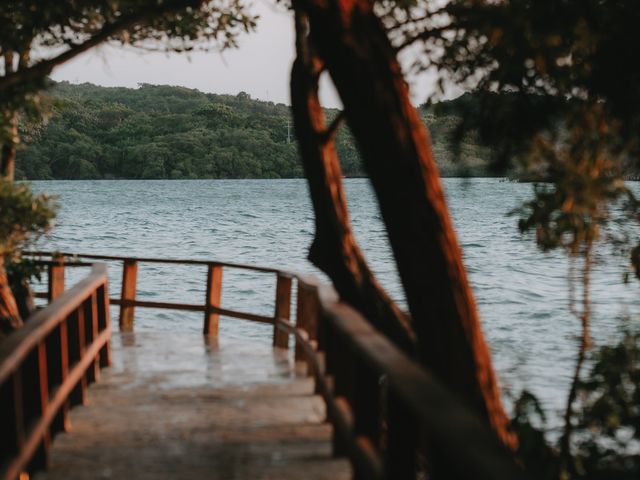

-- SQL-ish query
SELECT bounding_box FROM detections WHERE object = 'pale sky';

[51,1,442,108]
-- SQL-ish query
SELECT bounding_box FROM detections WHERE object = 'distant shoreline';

[25,175,509,181]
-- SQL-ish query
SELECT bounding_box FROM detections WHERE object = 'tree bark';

[290,12,416,354]
[294,0,516,448]
[1,51,18,180]
[0,256,22,341]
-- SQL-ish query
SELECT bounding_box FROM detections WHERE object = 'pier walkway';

[36,331,349,480]
[0,252,524,480]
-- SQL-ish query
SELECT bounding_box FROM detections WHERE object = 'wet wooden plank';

[35,332,351,480]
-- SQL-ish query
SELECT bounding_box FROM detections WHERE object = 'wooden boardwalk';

[2,254,524,480]
[35,331,351,480]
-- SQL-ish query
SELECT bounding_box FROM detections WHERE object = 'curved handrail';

[0,264,108,384]
[0,263,111,480]
[24,250,283,274]
[286,279,526,480]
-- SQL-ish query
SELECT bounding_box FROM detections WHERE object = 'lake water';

[30,178,640,428]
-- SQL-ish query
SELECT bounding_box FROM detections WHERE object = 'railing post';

[353,361,383,479]
[385,391,418,480]
[0,371,24,466]
[295,283,319,366]
[68,309,87,406]
[119,259,138,332]
[24,342,51,472]
[46,322,70,435]
[97,283,112,367]
[273,273,292,348]
[47,256,65,302]
[84,293,100,383]
[203,264,223,336]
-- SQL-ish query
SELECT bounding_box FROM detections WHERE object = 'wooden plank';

[273,274,292,348]
[203,264,223,336]
[118,259,137,332]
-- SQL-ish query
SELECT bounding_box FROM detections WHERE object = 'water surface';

[31,178,640,427]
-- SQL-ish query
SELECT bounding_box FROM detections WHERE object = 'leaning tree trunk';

[293,0,516,448]
[0,49,30,340]
[1,51,18,180]
[290,12,416,354]
[0,256,22,340]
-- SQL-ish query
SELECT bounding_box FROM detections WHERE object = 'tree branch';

[291,10,417,354]
[322,111,345,144]
[0,0,204,94]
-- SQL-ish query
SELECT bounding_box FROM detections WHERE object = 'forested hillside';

[16,82,490,179]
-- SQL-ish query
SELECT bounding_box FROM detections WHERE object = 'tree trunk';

[290,12,416,354]
[0,256,22,341]
[1,51,18,180]
[294,0,516,448]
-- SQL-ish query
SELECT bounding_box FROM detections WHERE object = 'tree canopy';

[16,81,493,179]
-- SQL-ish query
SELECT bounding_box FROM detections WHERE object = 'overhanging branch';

[0,0,204,94]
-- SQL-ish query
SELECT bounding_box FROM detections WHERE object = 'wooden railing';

[15,252,525,480]
[0,263,111,480]
[27,251,289,338]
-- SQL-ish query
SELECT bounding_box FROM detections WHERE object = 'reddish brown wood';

[119,259,138,332]
[203,264,223,336]
[295,284,320,364]
[83,294,100,383]
[26,250,282,274]
[34,342,51,471]
[47,259,65,302]
[290,16,416,355]
[68,309,87,406]
[0,256,22,337]
[1,328,111,480]
[0,370,24,461]
[1,51,17,181]
[0,264,112,479]
[97,284,112,367]
[45,323,70,435]
[354,361,381,451]
[273,274,293,348]
[293,0,514,448]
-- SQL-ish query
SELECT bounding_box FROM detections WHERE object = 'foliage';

[0,179,57,258]
[0,0,258,146]
[385,1,640,476]
[511,330,640,479]
[572,330,640,478]
[391,0,640,257]
[16,81,489,179]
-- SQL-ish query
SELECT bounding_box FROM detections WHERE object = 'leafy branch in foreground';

[0,180,57,338]
[512,329,640,479]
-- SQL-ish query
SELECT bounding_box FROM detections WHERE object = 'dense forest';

[16,81,491,180]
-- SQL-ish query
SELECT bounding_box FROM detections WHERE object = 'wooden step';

[35,331,351,480]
